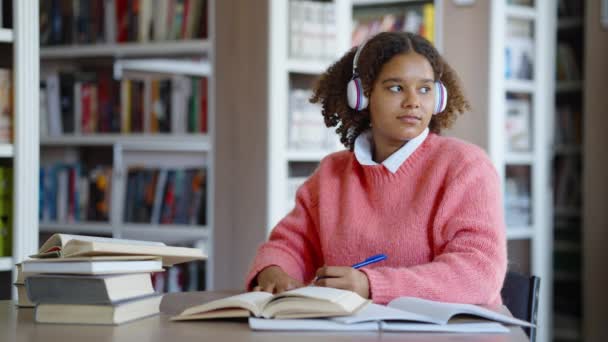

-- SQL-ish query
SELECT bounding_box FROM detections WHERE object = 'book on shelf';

[0,68,12,143]
[505,98,531,152]
[288,88,335,150]
[31,233,206,266]
[556,43,581,81]
[504,166,532,227]
[558,0,584,18]
[25,273,156,304]
[40,0,208,46]
[40,163,112,223]
[40,69,208,136]
[250,297,531,332]
[554,106,582,145]
[151,260,205,293]
[352,3,434,47]
[0,0,11,30]
[171,286,370,321]
[553,156,582,209]
[0,166,12,257]
[289,0,338,60]
[34,293,163,325]
[505,37,534,80]
[124,167,207,225]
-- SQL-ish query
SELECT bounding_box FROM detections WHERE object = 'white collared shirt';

[353,127,429,174]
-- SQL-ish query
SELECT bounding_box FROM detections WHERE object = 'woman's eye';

[388,85,402,92]
[420,86,431,94]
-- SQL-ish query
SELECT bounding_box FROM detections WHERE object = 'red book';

[181,0,190,39]
[115,0,129,42]
[199,77,207,133]
[81,83,92,133]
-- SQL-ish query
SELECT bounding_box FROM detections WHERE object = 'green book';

[0,167,12,257]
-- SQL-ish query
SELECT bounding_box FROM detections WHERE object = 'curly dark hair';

[311,32,471,150]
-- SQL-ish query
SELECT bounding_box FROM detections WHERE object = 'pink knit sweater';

[245,133,507,306]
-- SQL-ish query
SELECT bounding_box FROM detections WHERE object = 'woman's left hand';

[313,266,370,299]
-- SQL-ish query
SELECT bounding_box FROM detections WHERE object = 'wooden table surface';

[0,291,530,342]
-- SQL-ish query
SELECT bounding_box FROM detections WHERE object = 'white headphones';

[346,38,448,115]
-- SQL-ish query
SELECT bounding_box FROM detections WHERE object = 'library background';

[0,0,606,341]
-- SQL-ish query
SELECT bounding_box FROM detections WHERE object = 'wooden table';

[1,291,530,342]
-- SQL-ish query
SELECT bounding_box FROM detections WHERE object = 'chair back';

[501,271,541,342]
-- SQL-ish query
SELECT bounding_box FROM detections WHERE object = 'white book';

[249,317,509,333]
[45,73,62,136]
[21,256,164,275]
[171,75,191,134]
[104,0,117,44]
[73,82,82,134]
[249,297,532,333]
[143,77,152,133]
[138,0,153,43]
[289,1,303,58]
[152,0,169,41]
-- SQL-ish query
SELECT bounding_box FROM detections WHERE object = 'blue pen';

[351,254,387,269]
[312,254,387,283]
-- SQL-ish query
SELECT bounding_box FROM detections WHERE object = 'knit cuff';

[359,268,393,304]
[243,249,305,291]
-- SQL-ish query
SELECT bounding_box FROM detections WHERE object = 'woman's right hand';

[252,265,304,294]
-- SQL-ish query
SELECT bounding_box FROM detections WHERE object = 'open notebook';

[250,296,533,333]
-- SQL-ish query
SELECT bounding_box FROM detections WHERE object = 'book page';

[381,321,510,333]
[261,287,369,319]
[35,233,166,257]
[249,317,379,331]
[388,297,533,327]
[176,292,274,318]
[269,286,363,304]
[331,303,435,325]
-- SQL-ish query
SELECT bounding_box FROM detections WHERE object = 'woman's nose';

[401,88,420,109]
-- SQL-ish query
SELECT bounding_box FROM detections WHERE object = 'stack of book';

[18,233,205,325]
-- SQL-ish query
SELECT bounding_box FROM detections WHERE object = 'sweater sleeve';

[243,176,323,290]
[360,157,507,305]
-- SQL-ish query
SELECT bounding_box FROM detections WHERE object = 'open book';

[250,296,533,333]
[171,287,370,320]
[31,233,206,266]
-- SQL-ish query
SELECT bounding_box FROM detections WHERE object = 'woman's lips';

[397,115,421,124]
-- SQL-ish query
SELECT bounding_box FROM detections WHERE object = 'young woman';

[245,32,507,306]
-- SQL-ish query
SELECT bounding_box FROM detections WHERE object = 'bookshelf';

[553,1,586,341]
[268,0,441,230]
[0,1,40,299]
[37,0,215,291]
[488,1,556,342]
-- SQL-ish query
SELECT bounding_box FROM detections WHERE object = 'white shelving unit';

[268,0,443,230]
[268,0,351,229]
[0,1,40,298]
[38,1,216,289]
[488,2,556,342]
[40,40,210,59]
[41,134,211,150]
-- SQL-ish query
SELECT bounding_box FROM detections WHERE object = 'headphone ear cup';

[433,81,448,115]
[347,77,368,111]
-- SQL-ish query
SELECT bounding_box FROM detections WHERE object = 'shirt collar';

[353,127,429,173]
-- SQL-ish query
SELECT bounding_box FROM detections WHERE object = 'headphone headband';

[352,39,369,76]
